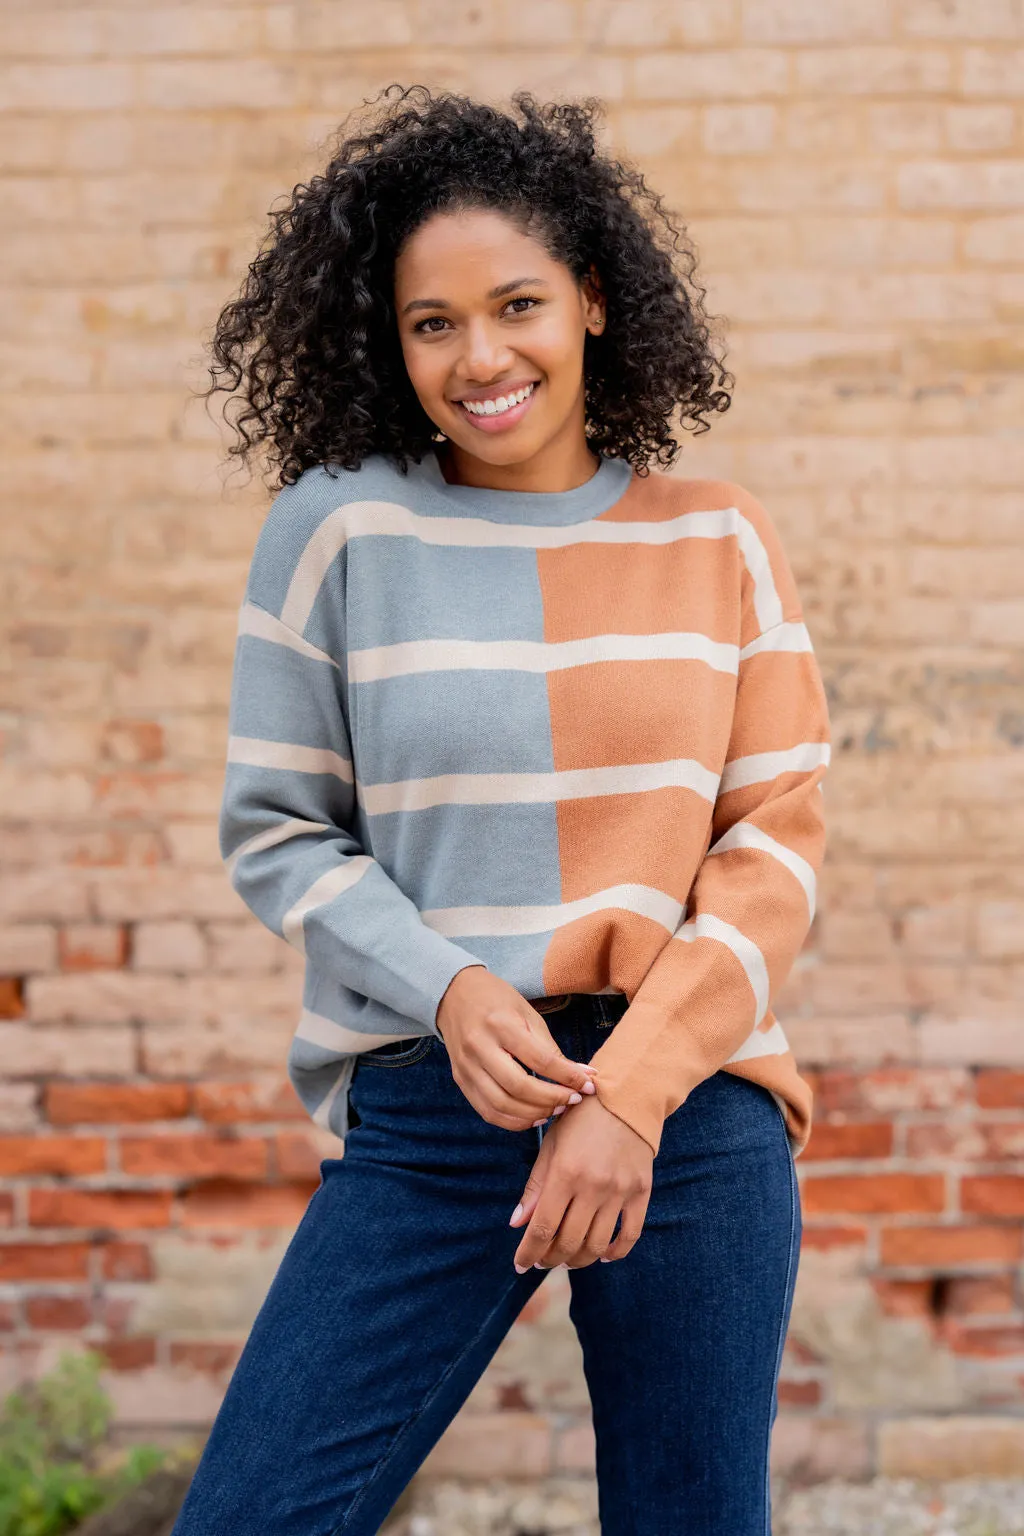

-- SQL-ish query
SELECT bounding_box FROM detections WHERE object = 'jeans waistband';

[526,991,630,1027]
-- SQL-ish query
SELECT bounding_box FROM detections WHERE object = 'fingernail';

[514,1263,528,1274]
[582,1064,597,1072]
[532,1118,546,1127]
[600,1257,612,1263]
[553,1105,565,1116]
[509,1204,523,1225]
[581,1081,596,1094]
[534,1262,551,1270]
[567,1092,582,1105]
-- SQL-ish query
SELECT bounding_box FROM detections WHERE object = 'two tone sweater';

[219,449,830,1158]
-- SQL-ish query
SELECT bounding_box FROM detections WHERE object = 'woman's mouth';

[453,381,538,433]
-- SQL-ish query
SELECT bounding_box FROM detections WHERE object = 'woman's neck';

[436,412,600,495]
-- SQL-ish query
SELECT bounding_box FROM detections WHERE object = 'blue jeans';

[171,993,801,1536]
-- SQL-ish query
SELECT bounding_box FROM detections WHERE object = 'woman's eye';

[414,316,450,334]
[505,297,538,315]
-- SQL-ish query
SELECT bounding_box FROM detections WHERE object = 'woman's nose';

[460,318,514,381]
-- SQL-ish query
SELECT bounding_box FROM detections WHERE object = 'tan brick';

[879,1417,1024,1478]
[743,0,893,43]
[0,1025,136,1078]
[961,46,1024,95]
[900,0,1024,37]
[702,103,777,153]
[59,925,129,972]
[899,160,1024,210]
[634,48,790,99]
[422,1411,552,1481]
[945,104,1017,151]
[795,46,952,94]
[589,0,739,47]
[132,921,208,973]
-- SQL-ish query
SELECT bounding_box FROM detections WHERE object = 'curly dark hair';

[202,84,733,489]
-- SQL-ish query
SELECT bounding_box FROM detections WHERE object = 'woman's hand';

[436,967,598,1130]
[508,1094,654,1268]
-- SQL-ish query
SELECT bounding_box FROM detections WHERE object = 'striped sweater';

[219,448,830,1158]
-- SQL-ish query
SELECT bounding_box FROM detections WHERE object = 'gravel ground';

[379,1476,1024,1536]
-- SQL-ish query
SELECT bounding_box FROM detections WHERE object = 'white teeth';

[460,383,535,417]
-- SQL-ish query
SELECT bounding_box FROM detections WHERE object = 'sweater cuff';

[585,1001,712,1158]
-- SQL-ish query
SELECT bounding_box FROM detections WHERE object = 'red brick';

[881,1224,1023,1268]
[802,1174,946,1215]
[813,1068,972,1115]
[944,1276,1016,1315]
[46,1082,190,1124]
[940,1322,1024,1358]
[119,1134,268,1180]
[0,979,25,1019]
[28,1188,172,1229]
[177,1180,316,1228]
[801,1224,869,1250]
[0,1242,90,1281]
[273,1132,325,1181]
[976,1070,1024,1108]
[0,1135,107,1176]
[0,1193,13,1228]
[168,1340,242,1374]
[192,1079,306,1123]
[98,1240,154,1281]
[961,1176,1024,1218]
[801,1121,894,1159]
[97,1335,158,1371]
[778,1379,823,1407]
[24,1294,91,1329]
[872,1277,934,1317]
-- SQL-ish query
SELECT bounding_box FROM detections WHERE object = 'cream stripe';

[227,735,354,784]
[719,741,830,795]
[739,620,813,662]
[238,600,338,667]
[281,856,374,953]
[280,500,782,634]
[725,1018,791,1064]
[295,1006,419,1055]
[224,816,331,880]
[675,912,770,1024]
[707,823,817,920]
[349,631,738,684]
[311,1070,349,1131]
[360,757,720,816]
[422,882,685,940]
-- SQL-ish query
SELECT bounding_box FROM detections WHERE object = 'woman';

[173,85,829,1536]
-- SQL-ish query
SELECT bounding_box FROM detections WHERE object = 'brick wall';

[1,0,1022,1482]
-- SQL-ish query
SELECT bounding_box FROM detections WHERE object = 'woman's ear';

[583,265,606,335]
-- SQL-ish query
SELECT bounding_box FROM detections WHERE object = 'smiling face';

[393,205,605,489]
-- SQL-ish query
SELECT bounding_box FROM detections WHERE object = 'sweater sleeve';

[218,591,487,1034]
[585,494,830,1156]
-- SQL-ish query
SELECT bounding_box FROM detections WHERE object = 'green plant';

[0,1350,167,1536]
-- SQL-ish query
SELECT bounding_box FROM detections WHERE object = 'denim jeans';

[171,992,801,1536]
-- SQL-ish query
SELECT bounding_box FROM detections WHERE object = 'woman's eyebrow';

[401,277,550,315]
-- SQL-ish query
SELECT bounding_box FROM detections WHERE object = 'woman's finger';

[529,1194,598,1270]
[512,1177,576,1272]
[598,1189,651,1263]
[568,1198,623,1268]
[481,1045,592,1118]
[506,1013,598,1096]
